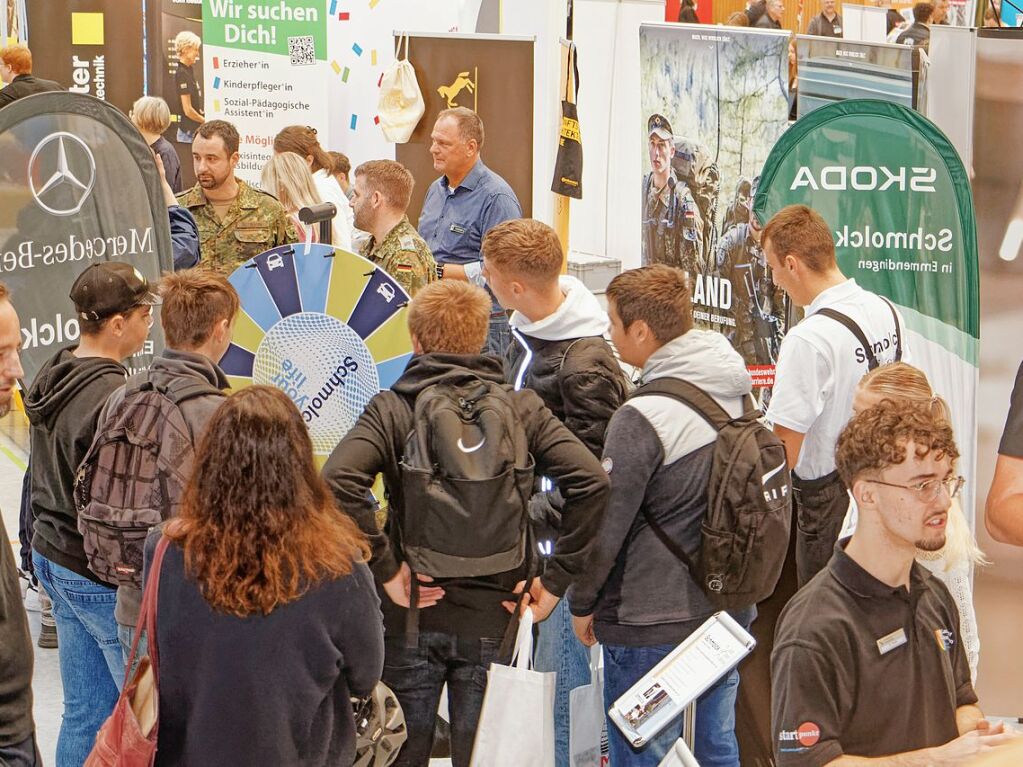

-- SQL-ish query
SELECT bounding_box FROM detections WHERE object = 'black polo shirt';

[771,543,977,766]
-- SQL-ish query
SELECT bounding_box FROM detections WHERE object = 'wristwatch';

[436,263,446,279]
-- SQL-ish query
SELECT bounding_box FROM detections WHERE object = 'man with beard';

[0,283,39,766]
[351,159,436,297]
[177,119,296,273]
[641,114,702,275]
[772,399,1017,765]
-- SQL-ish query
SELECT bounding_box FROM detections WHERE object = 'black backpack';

[629,378,791,609]
[399,377,536,579]
[74,372,223,589]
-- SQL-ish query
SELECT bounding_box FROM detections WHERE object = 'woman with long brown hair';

[147,385,383,766]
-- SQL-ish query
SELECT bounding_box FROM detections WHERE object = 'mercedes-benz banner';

[0,92,173,384]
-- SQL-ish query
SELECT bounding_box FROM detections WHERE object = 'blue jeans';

[602,607,756,767]
[32,552,122,767]
[382,631,508,767]
[175,127,195,144]
[484,312,512,357]
[534,599,591,767]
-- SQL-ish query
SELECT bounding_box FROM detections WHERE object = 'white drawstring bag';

[470,609,556,766]
[378,34,425,143]
[570,644,609,767]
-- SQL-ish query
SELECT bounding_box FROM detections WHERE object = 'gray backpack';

[630,378,791,609]
[399,377,536,579]
[74,372,222,588]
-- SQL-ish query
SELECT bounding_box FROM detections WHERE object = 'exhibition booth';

[1,0,1020,765]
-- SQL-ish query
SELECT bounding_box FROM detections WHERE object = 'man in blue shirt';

[419,107,522,355]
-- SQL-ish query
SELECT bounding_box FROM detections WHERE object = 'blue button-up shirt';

[418,159,522,277]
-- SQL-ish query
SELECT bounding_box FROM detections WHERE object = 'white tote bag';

[569,644,609,767]
[378,34,425,144]
[470,609,556,767]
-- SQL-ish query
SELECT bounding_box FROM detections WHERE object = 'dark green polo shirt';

[771,543,977,766]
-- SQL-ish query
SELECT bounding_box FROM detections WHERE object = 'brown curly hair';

[836,398,959,490]
[166,385,369,617]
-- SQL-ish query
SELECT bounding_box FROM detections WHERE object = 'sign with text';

[753,98,980,523]
[201,0,329,184]
[0,93,173,384]
[25,0,144,115]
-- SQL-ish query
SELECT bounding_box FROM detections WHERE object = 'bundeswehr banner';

[0,93,173,384]
[753,98,980,524]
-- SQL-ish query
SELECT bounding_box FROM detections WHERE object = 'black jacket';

[504,276,627,458]
[896,22,930,47]
[24,348,126,583]
[322,353,610,639]
[0,74,63,108]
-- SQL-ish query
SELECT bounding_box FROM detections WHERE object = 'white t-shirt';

[767,279,910,479]
[312,169,353,252]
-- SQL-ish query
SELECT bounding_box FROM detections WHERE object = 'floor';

[3,268,1021,764]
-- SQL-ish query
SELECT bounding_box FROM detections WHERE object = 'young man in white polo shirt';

[763,204,908,585]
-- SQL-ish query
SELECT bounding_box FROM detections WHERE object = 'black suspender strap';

[880,297,903,362]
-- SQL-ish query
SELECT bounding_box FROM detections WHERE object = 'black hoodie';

[24,347,126,583]
[322,353,610,639]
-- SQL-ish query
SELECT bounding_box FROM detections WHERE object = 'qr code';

[288,36,315,66]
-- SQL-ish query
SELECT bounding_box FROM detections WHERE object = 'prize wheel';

[220,243,414,461]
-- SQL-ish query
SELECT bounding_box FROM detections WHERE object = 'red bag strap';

[122,535,171,689]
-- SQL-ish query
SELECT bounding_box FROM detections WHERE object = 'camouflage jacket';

[176,179,298,274]
[641,170,704,276]
[361,217,437,298]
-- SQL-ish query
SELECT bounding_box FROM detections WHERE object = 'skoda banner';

[753,99,980,524]
[0,93,173,384]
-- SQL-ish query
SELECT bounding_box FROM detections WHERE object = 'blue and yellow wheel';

[220,244,413,460]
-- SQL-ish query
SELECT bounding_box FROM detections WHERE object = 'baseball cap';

[648,114,673,140]
[69,262,160,321]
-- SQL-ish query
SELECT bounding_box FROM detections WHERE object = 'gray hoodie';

[569,329,752,645]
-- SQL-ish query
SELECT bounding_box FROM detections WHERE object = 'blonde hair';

[260,152,321,214]
[174,31,201,57]
[408,282,490,355]
[131,96,172,135]
[856,362,987,569]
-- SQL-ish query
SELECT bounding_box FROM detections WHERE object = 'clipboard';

[608,611,756,749]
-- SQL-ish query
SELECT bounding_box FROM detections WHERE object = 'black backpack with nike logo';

[399,377,536,579]
[630,378,791,609]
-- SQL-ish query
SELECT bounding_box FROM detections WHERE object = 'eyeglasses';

[864,475,965,501]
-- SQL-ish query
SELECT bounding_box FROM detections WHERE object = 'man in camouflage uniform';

[176,119,297,273]
[716,217,785,366]
[351,159,436,298]
[641,114,703,275]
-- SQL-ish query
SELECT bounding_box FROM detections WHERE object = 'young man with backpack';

[481,218,628,767]
[323,280,610,767]
[24,262,158,766]
[571,265,789,767]
[78,269,238,657]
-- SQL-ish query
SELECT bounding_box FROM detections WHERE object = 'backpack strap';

[164,378,226,405]
[629,378,733,431]
[880,296,903,363]
[813,307,880,370]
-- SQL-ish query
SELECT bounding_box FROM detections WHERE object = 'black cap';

[648,114,673,140]
[69,262,160,321]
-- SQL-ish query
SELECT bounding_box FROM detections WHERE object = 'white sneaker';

[21,578,41,612]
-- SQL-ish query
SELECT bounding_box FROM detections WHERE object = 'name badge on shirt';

[449,223,467,234]
[834,25,843,33]
[876,628,908,655]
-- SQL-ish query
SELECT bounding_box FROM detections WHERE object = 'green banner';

[202,0,326,60]
[753,98,980,520]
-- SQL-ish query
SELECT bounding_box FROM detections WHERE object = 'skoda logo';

[28,132,97,216]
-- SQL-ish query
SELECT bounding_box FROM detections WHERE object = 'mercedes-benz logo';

[28,132,97,217]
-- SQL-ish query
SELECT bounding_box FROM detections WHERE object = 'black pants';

[0,733,40,767]
[793,470,849,586]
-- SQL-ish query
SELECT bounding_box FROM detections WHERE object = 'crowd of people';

[1,29,1022,767]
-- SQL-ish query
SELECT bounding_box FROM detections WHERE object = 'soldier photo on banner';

[640,24,792,397]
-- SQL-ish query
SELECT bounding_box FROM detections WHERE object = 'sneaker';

[21,576,41,613]
[38,621,58,649]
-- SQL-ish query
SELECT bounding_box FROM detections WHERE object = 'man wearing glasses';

[771,398,1017,766]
